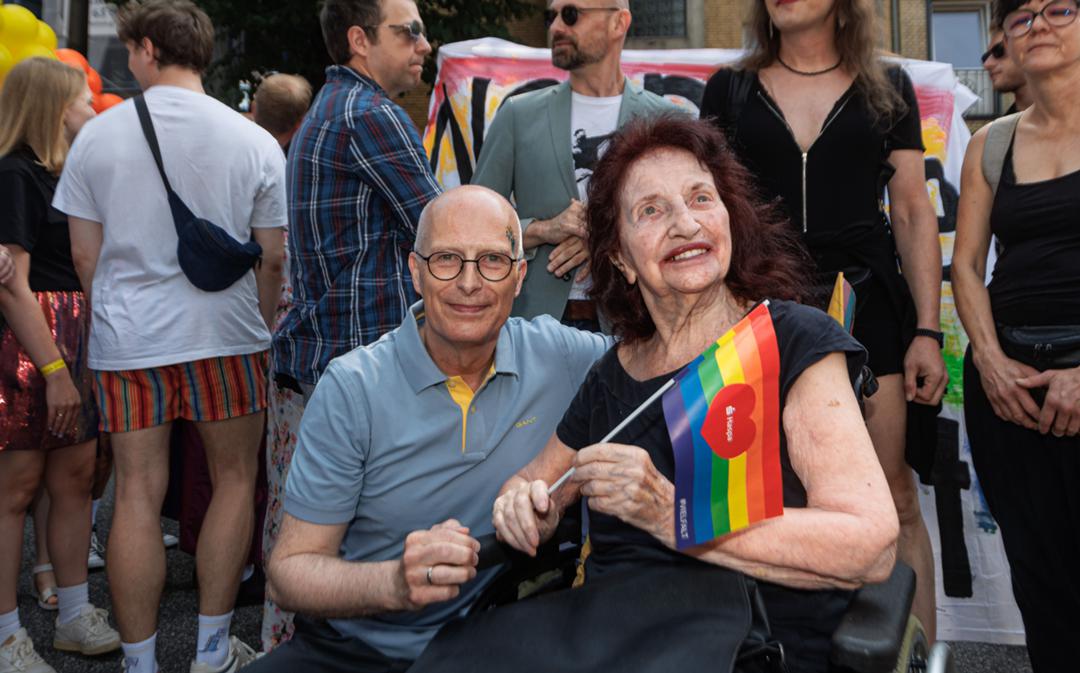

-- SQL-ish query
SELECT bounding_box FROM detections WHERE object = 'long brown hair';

[586,115,810,344]
[0,58,87,175]
[740,0,904,124]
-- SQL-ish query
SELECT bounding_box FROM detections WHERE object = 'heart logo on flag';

[701,383,757,460]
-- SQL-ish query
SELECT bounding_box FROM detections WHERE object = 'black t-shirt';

[556,301,867,664]
[699,66,924,237]
[0,146,82,292]
[988,137,1080,326]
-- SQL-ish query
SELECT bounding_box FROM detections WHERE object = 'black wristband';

[914,328,944,347]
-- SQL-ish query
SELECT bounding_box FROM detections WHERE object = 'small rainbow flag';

[662,302,783,549]
[827,273,856,334]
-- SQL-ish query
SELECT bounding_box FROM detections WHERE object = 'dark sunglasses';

[543,5,621,27]
[385,19,426,41]
[980,41,1006,63]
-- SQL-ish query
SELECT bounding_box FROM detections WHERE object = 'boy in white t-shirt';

[52,2,286,672]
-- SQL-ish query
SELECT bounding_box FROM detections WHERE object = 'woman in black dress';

[698,0,946,639]
[953,1,1080,669]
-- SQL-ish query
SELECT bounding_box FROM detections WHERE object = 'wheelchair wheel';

[892,615,928,673]
[925,642,957,673]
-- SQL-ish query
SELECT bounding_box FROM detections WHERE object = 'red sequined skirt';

[0,291,99,450]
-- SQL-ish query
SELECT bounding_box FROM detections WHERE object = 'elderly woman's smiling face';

[613,147,732,301]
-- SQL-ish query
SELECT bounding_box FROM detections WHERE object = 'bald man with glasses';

[249,187,610,673]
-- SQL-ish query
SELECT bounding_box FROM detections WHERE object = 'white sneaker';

[0,628,56,673]
[188,637,259,673]
[52,605,121,656]
[162,533,179,549]
[88,530,105,570]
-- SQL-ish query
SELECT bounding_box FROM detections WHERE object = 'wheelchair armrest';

[829,561,916,673]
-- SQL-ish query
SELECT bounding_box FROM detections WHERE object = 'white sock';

[195,611,232,667]
[121,632,157,673]
[0,608,20,644]
[57,582,90,625]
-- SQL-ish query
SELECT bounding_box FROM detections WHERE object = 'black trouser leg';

[244,616,412,673]
[963,350,1080,673]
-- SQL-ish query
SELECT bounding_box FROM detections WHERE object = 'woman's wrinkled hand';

[492,479,560,557]
[45,368,81,438]
[573,443,675,546]
[973,349,1041,430]
[1016,366,1080,437]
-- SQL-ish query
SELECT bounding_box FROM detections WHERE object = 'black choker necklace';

[776,55,842,76]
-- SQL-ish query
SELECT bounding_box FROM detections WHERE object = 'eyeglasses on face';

[544,5,621,28]
[981,41,1006,62]
[414,251,518,282]
[1003,0,1078,37]
[384,19,427,42]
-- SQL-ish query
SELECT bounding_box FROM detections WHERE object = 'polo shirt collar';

[398,301,520,393]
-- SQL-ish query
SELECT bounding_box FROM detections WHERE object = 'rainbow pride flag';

[662,302,783,549]
[827,273,856,334]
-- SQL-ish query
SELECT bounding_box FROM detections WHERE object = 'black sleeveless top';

[988,136,1080,327]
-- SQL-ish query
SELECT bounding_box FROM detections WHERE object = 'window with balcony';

[626,0,704,48]
[931,2,999,117]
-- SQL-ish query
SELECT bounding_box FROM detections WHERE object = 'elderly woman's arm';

[575,352,899,590]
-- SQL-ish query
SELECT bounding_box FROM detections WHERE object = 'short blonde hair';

[253,74,313,136]
[0,58,87,175]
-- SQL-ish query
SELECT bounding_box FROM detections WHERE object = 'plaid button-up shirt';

[273,66,442,384]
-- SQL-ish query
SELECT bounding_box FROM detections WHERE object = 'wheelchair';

[470,530,956,673]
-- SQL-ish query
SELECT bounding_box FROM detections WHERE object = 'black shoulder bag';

[133,95,262,292]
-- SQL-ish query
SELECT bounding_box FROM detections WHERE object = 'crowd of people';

[0,0,1076,672]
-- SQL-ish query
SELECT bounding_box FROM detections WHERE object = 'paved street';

[17,481,1033,673]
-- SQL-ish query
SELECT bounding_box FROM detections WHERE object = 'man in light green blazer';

[472,0,683,324]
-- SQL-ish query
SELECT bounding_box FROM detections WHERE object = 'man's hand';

[543,200,587,243]
[396,519,480,611]
[1017,366,1080,436]
[547,236,589,280]
[524,200,587,250]
[492,479,560,557]
[903,336,948,404]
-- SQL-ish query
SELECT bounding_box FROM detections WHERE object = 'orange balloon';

[85,66,101,94]
[93,92,123,113]
[55,47,90,72]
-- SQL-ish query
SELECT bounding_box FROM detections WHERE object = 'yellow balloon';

[13,42,57,63]
[0,5,38,48]
[0,43,12,83]
[35,20,56,51]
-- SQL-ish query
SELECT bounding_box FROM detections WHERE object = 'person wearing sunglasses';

[981,28,1033,113]
[953,1,1080,671]
[472,0,683,331]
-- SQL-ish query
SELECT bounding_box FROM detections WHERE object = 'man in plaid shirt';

[273,0,442,392]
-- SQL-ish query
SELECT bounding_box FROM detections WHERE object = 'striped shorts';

[93,351,269,433]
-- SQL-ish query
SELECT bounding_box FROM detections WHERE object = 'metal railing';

[954,68,1000,118]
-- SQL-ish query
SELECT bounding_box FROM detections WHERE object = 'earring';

[768,19,775,40]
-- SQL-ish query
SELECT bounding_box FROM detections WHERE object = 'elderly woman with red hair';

[451,115,897,673]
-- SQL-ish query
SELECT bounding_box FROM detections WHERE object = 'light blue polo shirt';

[284,301,611,659]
